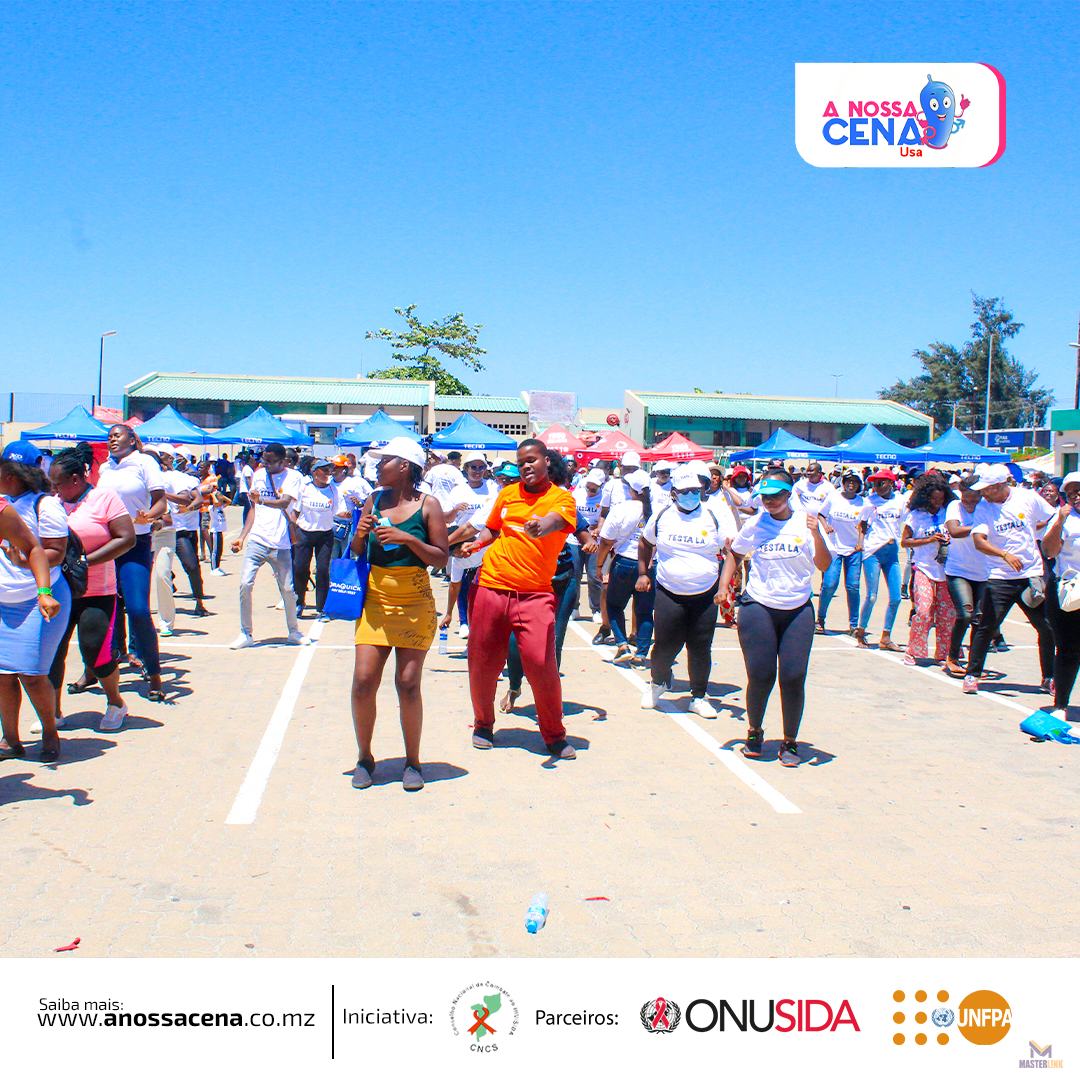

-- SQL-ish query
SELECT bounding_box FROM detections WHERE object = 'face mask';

[675,490,701,511]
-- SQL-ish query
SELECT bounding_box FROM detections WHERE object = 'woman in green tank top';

[349,438,449,792]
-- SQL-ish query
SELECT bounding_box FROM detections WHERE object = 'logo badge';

[450,982,518,1051]
[640,997,681,1034]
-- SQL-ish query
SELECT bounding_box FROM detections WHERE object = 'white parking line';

[226,620,326,825]
[567,622,801,815]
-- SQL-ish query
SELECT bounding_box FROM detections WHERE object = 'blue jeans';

[457,565,479,626]
[605,554,655,655]
[818,551,863,628]
[115,533,161,676]
[859,541,902,634]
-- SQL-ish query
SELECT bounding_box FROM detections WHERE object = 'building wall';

[432,410,529,438]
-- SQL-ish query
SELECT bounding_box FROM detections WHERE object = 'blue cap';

[494,462,520,478]
[1,440,42,465]
[757,477,793,496]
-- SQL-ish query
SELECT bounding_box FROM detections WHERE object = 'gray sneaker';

[402,765,424,791]
[779,741,801,767]
[351,758,375,788]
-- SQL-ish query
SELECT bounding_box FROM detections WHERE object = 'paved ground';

[1,505,1078,958]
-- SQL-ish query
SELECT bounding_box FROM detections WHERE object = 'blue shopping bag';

[1019,710,1080,745]
[324,507,370,621]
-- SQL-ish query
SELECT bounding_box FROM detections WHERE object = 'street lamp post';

[1070,318,1080,408]
[98,331,117,408]
[831,373,843,398]
[983,332,995,447]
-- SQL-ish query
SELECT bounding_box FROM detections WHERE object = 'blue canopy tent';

[910,426,1011,465]
[211,406,313,447]
[24,405,110,442]
[130,404,217,445]
[728,427,839,463]
[429,413,517,452]
[337,409,422,448]
[830,424,924,465]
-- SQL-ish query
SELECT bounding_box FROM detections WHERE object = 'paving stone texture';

[1,507,1077,958]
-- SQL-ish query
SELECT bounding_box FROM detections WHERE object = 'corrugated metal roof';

[634,393,929,427]
[580,422,619,431]
[126,373,431,406]
[434,395,528,412]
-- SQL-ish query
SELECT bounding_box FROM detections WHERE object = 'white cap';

[652,460,671,472]
[693,462,713,482]
[585,468,606,487]
[971,464,1012,489]
[366,436,426,468]
[671,464,701,489]
[1062,472,1080,488]
[620,451,641,467]
[156,444,180,457]
[624,471,649,494]
[462,450,488,466]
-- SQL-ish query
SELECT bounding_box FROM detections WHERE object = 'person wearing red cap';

[855,469,908,650]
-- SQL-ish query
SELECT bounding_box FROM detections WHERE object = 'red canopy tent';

[536,423,586,453]
[573,430,647,467]
[640,432,713,462]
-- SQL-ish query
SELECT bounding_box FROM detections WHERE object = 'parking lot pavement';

[1,521,1077,959]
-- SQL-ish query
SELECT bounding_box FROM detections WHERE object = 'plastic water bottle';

[378,516,398,550]
[525,893,549,934]
[438,628,449,654]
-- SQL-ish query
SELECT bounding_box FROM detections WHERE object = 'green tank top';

[367,492,430,568]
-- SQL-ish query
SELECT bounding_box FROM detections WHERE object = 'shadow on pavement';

[0,770,93,806]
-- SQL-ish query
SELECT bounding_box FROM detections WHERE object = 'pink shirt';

[61,487,130,597]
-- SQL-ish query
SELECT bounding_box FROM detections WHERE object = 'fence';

[6,392,125,423]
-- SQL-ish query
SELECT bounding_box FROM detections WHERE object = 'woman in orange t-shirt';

[459,439,578,759]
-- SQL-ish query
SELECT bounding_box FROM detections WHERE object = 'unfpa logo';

[892,989,1011,1046]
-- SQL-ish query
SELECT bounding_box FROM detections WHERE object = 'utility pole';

[1073,311,1080,408]
[984,332,994,447]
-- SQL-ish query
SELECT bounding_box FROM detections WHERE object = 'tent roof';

[24,405,110,442]
[211,406,314,446]
[576,430,646,458]
[831,424,923,464]
[641,432,714,461]
[536,424,586,452]
[131,405,217,446]
[911,426,1011,463]
[429,413,517,451]
[337,409,422,447]
[729,427,839,462]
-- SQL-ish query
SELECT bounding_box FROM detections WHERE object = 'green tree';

[880,293,1054,434]
[365,304,486,395]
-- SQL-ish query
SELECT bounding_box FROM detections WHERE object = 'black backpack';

[35,495,89,602]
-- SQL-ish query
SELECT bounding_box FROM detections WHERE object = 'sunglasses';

[466,462,487,470]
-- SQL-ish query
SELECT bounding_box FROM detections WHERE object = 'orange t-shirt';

[478,482,577,593]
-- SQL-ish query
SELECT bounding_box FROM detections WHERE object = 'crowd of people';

[0,426,1074,793]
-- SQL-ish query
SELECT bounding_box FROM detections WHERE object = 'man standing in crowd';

[229,442,309,649]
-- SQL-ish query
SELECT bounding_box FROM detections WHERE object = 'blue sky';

[2,1,1079,411]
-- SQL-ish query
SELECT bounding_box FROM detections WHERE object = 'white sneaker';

[1049,708,1067,721]
[458,624,470,640]
[210,568,226,577]
[287,631,311,646]
[640,677,673,709]
[276,599,286,610]
[962,675,978,694]
[30,712,64,735]
[99,704,128,732]
[229,633,255,649]
[592,611,602,624]
[687,696,718,718]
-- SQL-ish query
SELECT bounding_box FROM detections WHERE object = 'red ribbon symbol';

[469,1006,495,1035]
[651,998,671,1030]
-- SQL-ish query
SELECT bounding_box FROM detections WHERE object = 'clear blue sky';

[2,1,1079,411]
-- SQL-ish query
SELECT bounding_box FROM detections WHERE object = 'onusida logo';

[683,998,859,1034]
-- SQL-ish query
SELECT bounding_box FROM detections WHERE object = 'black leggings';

[292,527,334,611]
[1045,574,1080,709]
[737,599,815,741]
[966,577,1053,679]
[211,531,224,570]
[48,594,120,689]
[650,581,718,698]
[175,530,205,600]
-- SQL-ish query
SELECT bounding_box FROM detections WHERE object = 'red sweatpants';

[468,585,566,745]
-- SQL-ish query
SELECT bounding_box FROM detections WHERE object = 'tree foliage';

[365,304,486,395]
[880,294,1054,433]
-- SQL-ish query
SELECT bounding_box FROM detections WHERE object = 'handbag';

[324,506,370,620]
[1058,571,1080,613]
[1020,710,1080,744]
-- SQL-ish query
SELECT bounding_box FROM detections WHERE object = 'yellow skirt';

[355,566,437,650]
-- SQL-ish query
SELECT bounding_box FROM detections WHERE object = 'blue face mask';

[675,490,701,511]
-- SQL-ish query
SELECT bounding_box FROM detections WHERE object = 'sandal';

[146,690,166,703]
[499,689,521,713]
[854,629,870,649]
[0,741,27,761]
[878,639,904,653]
[67,676,99,694]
